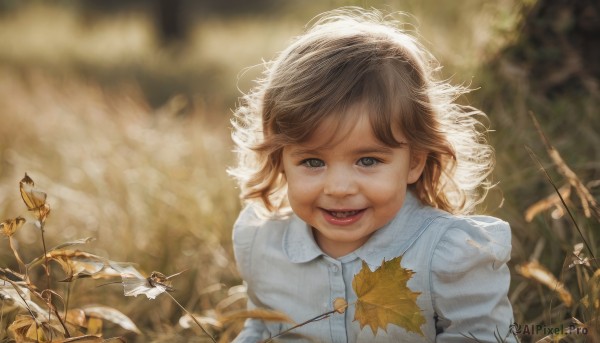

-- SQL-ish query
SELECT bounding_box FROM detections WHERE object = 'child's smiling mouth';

[329,210,361,218]
[320,208,366,225]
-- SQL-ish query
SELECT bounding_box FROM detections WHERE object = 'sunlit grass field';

[0,1,599,342]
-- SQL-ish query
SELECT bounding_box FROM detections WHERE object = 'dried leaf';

[516,260,573,306]
[66,309,88,327]
[530,112,600,220]
[109,264,163,299]
[1,216,26,237]
[28,238,97,268]
[19,173,51,223]
[352,256,425,336]
[147,271,178,291]
[46,250,110,282]
[8,315,38,342]
[86,317,103,335]
[89,263,135,280]
[214,290,246,314]
[569,243,590,268]
[59,337,102,343]
[82,305,141,334]
[123,276,168,300]
[0,279,46,316]
[179,314,223,329]
[110,264,183,300]
[8,314,66,342]
[19,173,46,209]
[524,184,571,222]
[0,267,27,282]
[0,279,29,306]
[583,269,600,311]
[50,237,97,252]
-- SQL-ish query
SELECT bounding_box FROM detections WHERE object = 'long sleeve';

[430,216,517,342]
[232,205,268,342]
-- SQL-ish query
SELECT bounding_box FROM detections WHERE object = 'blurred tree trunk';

[156,0,186,45]
[505,0,599,97]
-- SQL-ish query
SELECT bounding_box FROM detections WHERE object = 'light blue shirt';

[232,192,516,342]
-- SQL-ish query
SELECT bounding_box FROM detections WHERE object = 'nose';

[323,166,358,197]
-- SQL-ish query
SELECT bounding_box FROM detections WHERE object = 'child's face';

[282,109,426,258]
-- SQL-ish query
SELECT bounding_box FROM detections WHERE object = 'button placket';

[326,259,347,343]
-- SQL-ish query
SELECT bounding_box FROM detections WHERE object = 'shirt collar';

[282,214,323,263]
[282,191,442,265]
[353,191,437,267]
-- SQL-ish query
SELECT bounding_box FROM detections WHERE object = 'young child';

[229,7,515,342]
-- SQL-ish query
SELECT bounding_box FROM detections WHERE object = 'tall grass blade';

[526,146,598,269]
[529,111,600,221]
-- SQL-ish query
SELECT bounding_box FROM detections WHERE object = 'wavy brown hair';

[229,8,494,215]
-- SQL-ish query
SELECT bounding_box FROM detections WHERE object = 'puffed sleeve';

[231,204,269,342]
[232,204,260,283]
[431,216,517,342]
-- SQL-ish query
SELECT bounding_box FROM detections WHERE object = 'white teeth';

[330,210,359,218]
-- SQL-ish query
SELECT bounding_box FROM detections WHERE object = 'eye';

[301,158,325,168]
[357,157,380,167]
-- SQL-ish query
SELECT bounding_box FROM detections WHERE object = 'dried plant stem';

[36,219,71,337]
[55,305,70,338]
[526,146,598,269]
[264,303,350,343]
[39,222,52,325]
[3,277,38,324]
[165,292,217,343]
[8,236,26,274]
[529,111,600,220]
[1,300,4,337]
[4,269,43,343]
[39,222,51,293]
[39,289,71,338]
[65,280,73,323]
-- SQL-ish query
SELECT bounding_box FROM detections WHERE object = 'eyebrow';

[289,148,321,157]
[351,146,397,155]
[289,145,401,157]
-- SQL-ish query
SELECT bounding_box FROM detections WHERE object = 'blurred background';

[0,0,598,342]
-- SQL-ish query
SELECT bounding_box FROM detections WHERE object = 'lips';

[321,208,366,225]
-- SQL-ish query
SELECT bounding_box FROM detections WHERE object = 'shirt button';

[330,265,339,273]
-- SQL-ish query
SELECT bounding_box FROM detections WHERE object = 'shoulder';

[431,215,512,275]
[232,203,262,246]
[232,204,291,277]
[232,205,267,278]
[233,204,290,246]
[428,215,516,338]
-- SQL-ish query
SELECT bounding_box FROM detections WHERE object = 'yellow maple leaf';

[352,256,425,336]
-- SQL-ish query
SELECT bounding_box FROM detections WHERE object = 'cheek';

[285,171,317,201]
[376,187,406,205]
[363,173,408,203]
[367,178,406,214]
[368,168,405,187]
[287,177,319,199]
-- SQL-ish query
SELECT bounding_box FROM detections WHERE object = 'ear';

[407,151,427,184]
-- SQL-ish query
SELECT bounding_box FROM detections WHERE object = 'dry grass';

[0,68,243,341]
